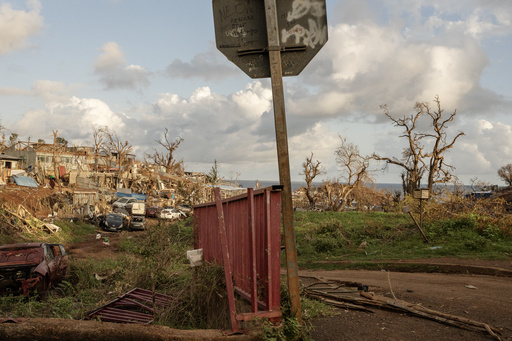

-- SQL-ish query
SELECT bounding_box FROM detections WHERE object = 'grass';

[292,210,512,269]
[4,197,511,337]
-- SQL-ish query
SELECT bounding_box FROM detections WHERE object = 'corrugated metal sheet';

[73,191,98,206]
[86,288,174,324]
[193,186,282,322]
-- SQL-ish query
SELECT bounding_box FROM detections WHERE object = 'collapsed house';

[0,140,249,227]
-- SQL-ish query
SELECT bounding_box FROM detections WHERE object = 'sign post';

[213,0,328,324]
[263,0,302,323]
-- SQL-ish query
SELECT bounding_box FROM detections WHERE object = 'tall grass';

[294,206,512,264]
[0,218,239,329]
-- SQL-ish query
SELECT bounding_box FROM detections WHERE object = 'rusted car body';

[0,243,68,296]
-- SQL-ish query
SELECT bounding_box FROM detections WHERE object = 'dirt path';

[302,268,512,340]
[65,218,160,260]
[66,230,123,260]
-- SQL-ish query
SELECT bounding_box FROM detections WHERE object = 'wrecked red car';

[0,243,68,296]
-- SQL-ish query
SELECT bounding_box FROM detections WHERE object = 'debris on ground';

[303,277,502,340]
[86,288,174,324]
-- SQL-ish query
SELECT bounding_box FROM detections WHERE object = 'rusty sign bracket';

[238,45,307,56]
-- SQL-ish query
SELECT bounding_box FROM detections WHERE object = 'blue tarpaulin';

[115,192,147,201]
[13,175,38,188]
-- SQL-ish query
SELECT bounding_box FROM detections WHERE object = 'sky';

[0,0,511,186]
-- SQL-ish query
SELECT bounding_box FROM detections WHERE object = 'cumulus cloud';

[0,0,43,55]
[6,81,338,180]
[0,80,81,104]
[286,0,510,125]
[166,45,239,81]
[94,42,150,90]
[13,96,126,142]
[447,119,512,183]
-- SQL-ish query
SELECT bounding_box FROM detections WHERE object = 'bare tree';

[322,137,372,212]
[104,129,133,180]
[373,96,464,195]
[423,96,465,190]
[300,152,324,208]
[321,178,347,212]
[227,170,241,186]
[91,127,105,172]
[470,177,492,192]
[146,128,184,175]
[373,105,425,195]
[498,164,512,186]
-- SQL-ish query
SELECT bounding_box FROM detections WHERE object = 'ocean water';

[237,180,403,192]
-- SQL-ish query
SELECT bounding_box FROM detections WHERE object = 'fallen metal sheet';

[86,288,174,324]
[12,175,38,188]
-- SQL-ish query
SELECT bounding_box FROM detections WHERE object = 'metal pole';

[214,188,239,333]
[264,0,302,324]
[420,198,423,231]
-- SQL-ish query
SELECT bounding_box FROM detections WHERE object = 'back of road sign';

[213,0,328,78]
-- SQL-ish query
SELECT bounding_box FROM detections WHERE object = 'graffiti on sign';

[282,0,327,49]
[213,0,328,78]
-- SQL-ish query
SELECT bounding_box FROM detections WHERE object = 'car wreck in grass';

[0,243,68,296]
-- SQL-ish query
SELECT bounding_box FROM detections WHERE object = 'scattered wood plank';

[303,278,502,340]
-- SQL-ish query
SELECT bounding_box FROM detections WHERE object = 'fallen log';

[0,318,257,341]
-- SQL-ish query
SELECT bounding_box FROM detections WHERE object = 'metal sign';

[213,0,328,78]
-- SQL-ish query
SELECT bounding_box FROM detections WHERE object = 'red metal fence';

[193,186,282,331]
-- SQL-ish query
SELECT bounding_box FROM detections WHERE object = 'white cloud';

[166,44,239,81]
[94,42,150,90]
[0,0,42,55]
[0,80,81,104]
[13,96,126,141]
[289,3,505,122]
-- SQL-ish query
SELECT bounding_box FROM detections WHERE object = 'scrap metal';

[86,288,174,324]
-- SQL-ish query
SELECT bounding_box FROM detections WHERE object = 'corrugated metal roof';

[0,154,22,161]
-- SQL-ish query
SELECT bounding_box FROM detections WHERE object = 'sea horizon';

[237,180,404,192]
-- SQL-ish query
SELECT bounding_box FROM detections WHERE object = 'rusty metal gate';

[193,186,282,331]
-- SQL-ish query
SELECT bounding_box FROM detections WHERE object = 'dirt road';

[303,267,512,340]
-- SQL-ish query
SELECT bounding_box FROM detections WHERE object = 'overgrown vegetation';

[0,218,95,245]
[0,218,233,329]
[294,194,512,269]
[2,189,512,338]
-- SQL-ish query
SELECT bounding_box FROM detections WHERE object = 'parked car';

[157,208,186,220]
[0,243,68,296]
[146,206,163,218]
[112,197,138,209]
[129,215,146,231]
[100,213,126,232]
